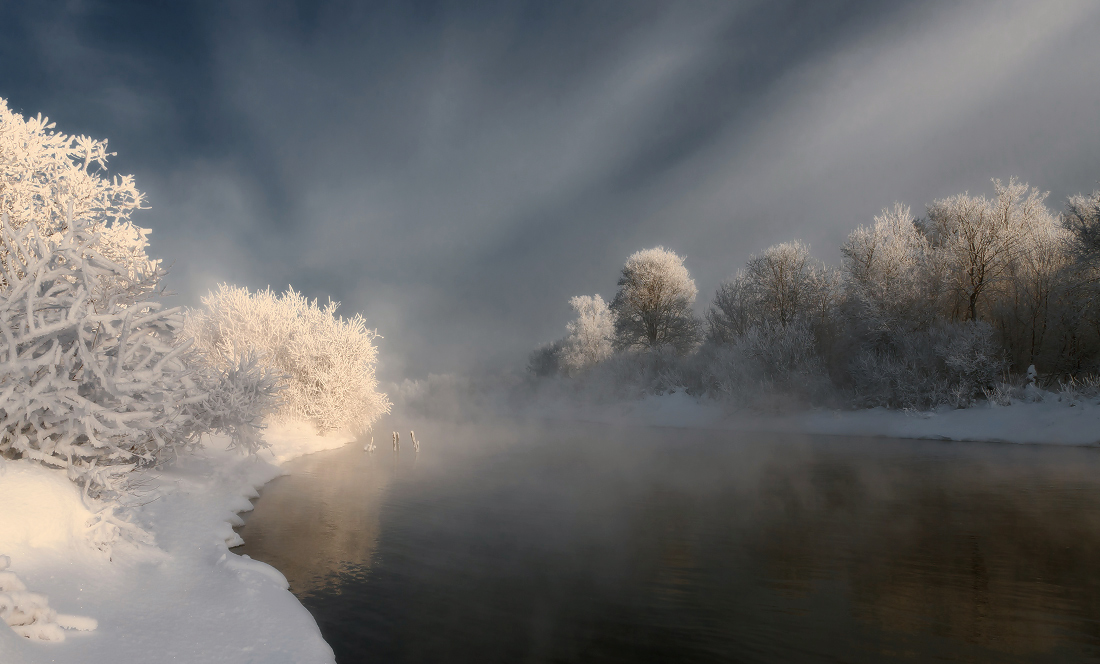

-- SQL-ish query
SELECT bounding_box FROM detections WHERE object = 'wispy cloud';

[4,0,1097,380]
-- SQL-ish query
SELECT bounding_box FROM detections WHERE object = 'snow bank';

[571,391,1100,446]
[789,400,1100,445]
[261,420,356,464]
[0,464,97,553]
[0,419,352,663]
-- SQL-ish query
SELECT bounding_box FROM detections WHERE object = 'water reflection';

[235,440,398,594]
[238,422,1100,663]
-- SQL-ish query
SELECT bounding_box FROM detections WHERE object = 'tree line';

[530,178,1100,409]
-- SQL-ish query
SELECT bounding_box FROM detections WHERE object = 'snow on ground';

[0,421,354,664]
[572,390,1100,446]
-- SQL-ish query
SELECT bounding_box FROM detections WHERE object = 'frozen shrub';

[0,215,202,498]
[740,320,824,383]
[187,351,284,455]
[582,347,688,399]
[849,320,1005,409]
[1056,374,1100,406]
[696,320,831,407]
[0,99,154,301]
[185,284,391,434]
[529,294,614,378]
[527,339,564,377]
[0,99,288,498]
[981,382,1015,407]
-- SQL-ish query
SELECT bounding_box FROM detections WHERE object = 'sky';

[2,0,1099,381]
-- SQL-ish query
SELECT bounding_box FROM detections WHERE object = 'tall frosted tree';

[1064,187,1100,272]
[708,240,837,342]
[995,198,1070,370]
[841,204,944,336]
[921,179,1046,322]
[610,246,699,352]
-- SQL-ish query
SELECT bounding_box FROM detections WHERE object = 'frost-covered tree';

[921,179,1046,322]
[704,241,837,396]
[185,284,391,434]
[560,294,613,374]
[705,276,754,344]
[918,179,1074,370]
[993,203,1073,370]
[610,246,700,352]
[708,241,837,342]
[1053,187,1100,371]
[1064,187,1100,271]
[841,204,944,336]
[745,241,829,328]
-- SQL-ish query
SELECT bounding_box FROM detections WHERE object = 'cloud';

[5,0,1098,381]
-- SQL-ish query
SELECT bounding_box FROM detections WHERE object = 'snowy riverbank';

[0,422,351,664]
[548,390,1100,447]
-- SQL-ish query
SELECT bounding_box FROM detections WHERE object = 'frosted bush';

[189,351,284,455]
[0,99,154,300]
[741,320,824,382]
[584,348,688,399]
[697,321,831,406]
[186,284,390,434]
[849,320,1005,409]
[0,99,279,498]
[0,214,211,498]
[981,382,1015,407]
[1056,374,1100,406]
[527,294,614,378]
[527,339,564,377]
[0,98,203,498]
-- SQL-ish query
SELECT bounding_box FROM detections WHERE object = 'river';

[236,420,1100,663]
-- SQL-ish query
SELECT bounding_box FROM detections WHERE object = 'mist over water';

[238,420,1100,662]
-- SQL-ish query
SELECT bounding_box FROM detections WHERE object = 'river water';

[236,421,1100,663]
